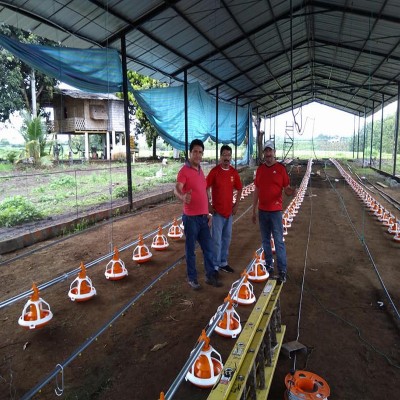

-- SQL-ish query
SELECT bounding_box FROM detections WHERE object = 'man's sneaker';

[219,265,234,273]
[205,276,223,287]
[188,280,201,290]
[277,272,286,285]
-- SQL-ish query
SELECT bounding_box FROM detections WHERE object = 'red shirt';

[254,162,289,211]
[207,165,243,218]
[177,162,209,215]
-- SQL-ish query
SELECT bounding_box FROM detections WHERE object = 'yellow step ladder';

[207,280,285,400]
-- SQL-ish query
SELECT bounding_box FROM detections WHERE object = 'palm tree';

[19,110,48,163]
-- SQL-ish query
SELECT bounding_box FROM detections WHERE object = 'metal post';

[393,83,400,176]
[362,108,366,167]
[379,94,384,170]
[370,100,374,166]
[215,87,219,164]
[121,35,133,209]
[357,113,360,160]
[235,97,238,169]
[184,70,189,160]
[352,115,356,159]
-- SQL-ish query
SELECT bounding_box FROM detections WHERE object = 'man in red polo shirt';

[207,145,243,274]
[252,140,295,284]
[175,139,222,290]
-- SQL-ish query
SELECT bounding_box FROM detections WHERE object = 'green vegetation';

[0,195,43,227]
[18,111,50,164]
[0,24,57,122]
[0,163,14,173]
[151,285,183,315]
[0,162,181,228]
[118,71,168,159]
[113,185,128,198]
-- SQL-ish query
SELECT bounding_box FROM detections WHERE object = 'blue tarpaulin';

[0,34,123,93]
[134,82,253,154]
[0,34,253,160]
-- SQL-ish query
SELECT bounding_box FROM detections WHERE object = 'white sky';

[263,101,398,140]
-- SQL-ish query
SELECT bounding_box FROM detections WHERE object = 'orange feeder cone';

[132,234,153,263]
[105,247,128,280]
[151,226,169,251]
[283,218,289,235]
[18,283,53,330]
[374,205,384,219]
[248,255,269,282]
[185,330,223,388]
[380,211,392,226]
[68,262,97,302]
[231,272,256,305]
[369,201,380,214]
[167,218,183,239]
[283,212,292,227]
[284,370,330,400]
[388,220,399,235]
[211,295,242,338]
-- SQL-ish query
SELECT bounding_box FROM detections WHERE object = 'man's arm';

[174,182,191,204]
[252,186,259,224]
[232,188,242,215]
[284,185,296,196]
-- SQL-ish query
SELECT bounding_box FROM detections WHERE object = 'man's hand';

[232,202,239,215]
[252,212,257,224]
[284,186,296,196]
[183,189,192,204]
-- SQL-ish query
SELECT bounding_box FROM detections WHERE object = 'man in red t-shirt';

[207,145,243,273]
[252,140,295,284]
[175,139,222,290]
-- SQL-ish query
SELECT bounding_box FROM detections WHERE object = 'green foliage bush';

[0,195,43,227]
[6,150,19,163]
[113,185,128,198]
[49,174,76,189]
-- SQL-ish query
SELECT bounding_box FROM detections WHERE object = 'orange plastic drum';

[284,370,330,400]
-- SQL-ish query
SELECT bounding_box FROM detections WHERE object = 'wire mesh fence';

[0,161,183,230]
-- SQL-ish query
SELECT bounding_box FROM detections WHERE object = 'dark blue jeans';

[258,210,287,274]
[182,214,215,282]
[211,212,233,269]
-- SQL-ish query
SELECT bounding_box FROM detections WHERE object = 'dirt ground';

[0,160,399,400]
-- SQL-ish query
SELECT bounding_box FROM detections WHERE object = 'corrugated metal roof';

[0,0,399,117]
[55,89,121,101]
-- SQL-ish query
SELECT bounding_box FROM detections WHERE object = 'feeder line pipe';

[19,183,256,398]
[0,220,178,310]
[18,197,251,400]
[0,202,179,267]
[366,182,400,212]
[348,163,400,212]
[23,212,254,400]
[165,256,256,400]
[21,254,186,400]
[329,170,400,321]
